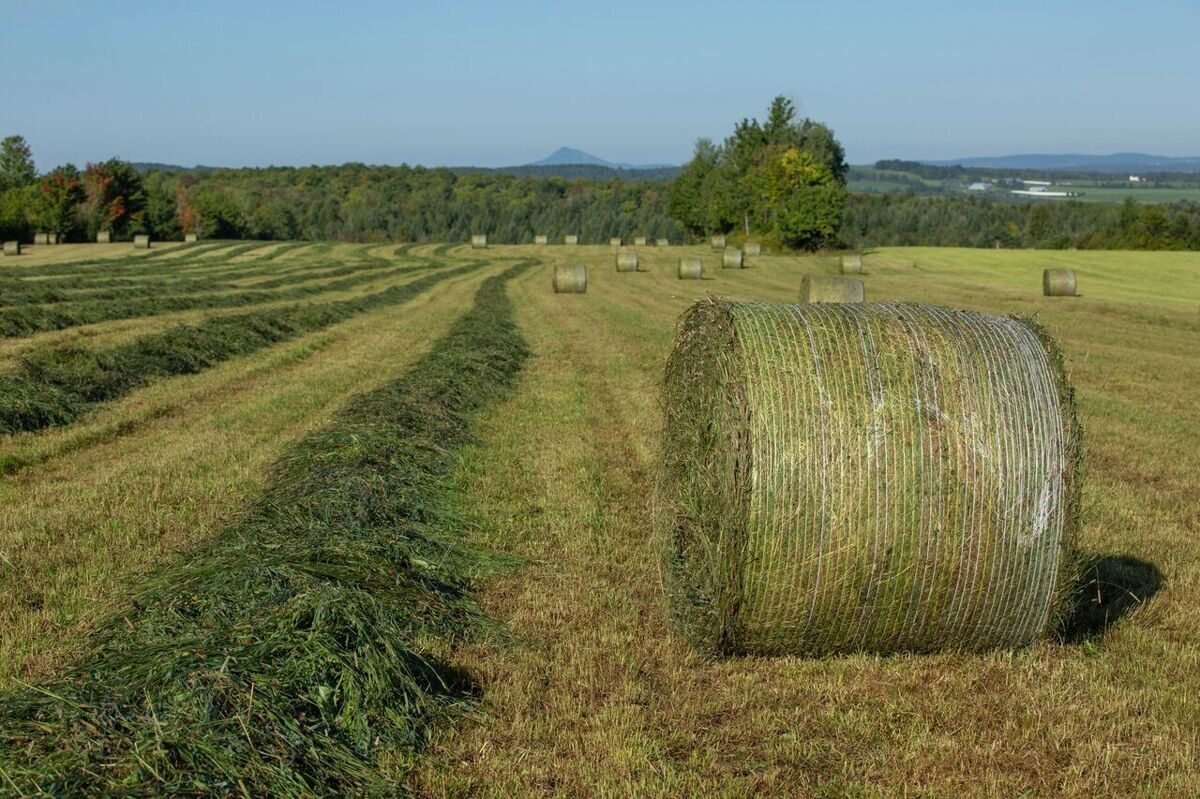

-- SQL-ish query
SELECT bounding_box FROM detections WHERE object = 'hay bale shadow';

[1059,554,1163,643]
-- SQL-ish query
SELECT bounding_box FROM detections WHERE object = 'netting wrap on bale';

[553,264,587,293]
[1043,269,1077,297]
[678,256,703,280]
[616,251,640,273]
[658,299,1082,656]
[802,275,864,304]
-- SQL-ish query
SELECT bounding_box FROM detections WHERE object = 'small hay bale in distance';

[710,234,726,250]
[96,230,111,244]
[744,242,761,257]
[133,234,151,249]
[185,233,198,243]
[658,299,1082,656]
[634,236,648,246]
[564,234,579,245]
[678,256,703,280]
[48,233,59,245]
[471,234,487,249]
[553,263,587,293]
[722,248,743,269]
[616,250,640,273]
[656,238,670,247]
[33,232,49,245]
[2,241,20,256]
[1043,269,1077,297]
[841,254,864,274]
[535,234,549,245]
[609,237,622,249]
[801,275,864,304]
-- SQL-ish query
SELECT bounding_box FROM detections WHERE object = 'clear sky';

[4,0,1198,169]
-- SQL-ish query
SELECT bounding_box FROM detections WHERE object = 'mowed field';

[1,240,1198,796]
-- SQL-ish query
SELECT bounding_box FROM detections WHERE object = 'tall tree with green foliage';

[0,135,37,191]
[35,165,85,239]
[81,158,146,239]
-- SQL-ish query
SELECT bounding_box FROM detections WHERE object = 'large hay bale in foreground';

[185,233,199,243]
[659,299,1082,656]
[801,275,864,304]
[96,230,111,244]
[678,256,703,279]
[1043,269,1077,297]
[841,254,864,274]
[535,234,549,245]
[133,234,151,249]
[471,234,487,249]
[564,234,579,246]
[610,237,622,249]
[722,248,743,269]
[634,236,648,246]
[710,234,726,250]
[744,242,761,256]
[3,241,20,256]
[616,250,640,272]
[553,264,587,293]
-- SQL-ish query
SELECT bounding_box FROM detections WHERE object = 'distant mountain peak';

[525,147,673,170]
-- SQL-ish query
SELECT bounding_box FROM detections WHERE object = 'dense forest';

[2,124,1198,251]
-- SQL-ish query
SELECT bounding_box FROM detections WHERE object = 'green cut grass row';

[0,261,484,436]
[0,262,530,796]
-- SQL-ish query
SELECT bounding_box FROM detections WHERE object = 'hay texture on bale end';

[710,234,726,250]
[658,299,1083,656]
[801,275,864,304]
[634,236,648,246]
[564,234,579,246]
[471,234,488,249]
[722,248,744,269]
[616,250,640,273]
[185,233,199,243]
[744,242,761,257]
[656,238,670,247]
[535,235,549,245]
[96,230,111,244]
[3,241,20,256]
[1043,269,1077,297]
[133,234,151,249]
[841,254,864,274]
[678,256,703,280]
[553,263,588,293]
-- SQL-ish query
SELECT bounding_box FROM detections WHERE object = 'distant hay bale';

[634,236,648,246]
[678,256,702,279]
[133,234,151,249]
[34,232,49,245]
[471,234,487,249]
[564,234,579,245]
[609,237,622,249]
[801,275,864,304]
[721,248,743,269]
[96,230,111,244]
[553,263,588,293]
[616,250,640,272]
[48,233,59,245]
[2,241,20,256]
[535,234,549,245]
[841,254,864,274]
[744,242,761,256]
[185,233,199,243]
[659,298,1082,656]
[1043,269,1077,297]
[656,238,670,247]
[710,234,726,250]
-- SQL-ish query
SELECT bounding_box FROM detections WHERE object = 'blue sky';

[4,0,1198,169]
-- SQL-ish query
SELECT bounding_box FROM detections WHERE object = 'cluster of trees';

[842,193,1200,250]
[668,97,849,249]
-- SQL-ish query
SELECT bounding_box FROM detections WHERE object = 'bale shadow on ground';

[1059,554,1164,643]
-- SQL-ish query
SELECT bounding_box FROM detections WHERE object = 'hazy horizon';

[4,0,1198,170]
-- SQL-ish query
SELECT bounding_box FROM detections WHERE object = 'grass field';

[1,240,1197,795]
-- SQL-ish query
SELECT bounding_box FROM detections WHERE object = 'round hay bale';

[3,241,21,256]
[610,237,623,249]
[48,233,59,245]
[658,299,1082,656]
[801,275,864,304]
[710,234,726,250]
[554,264,587,293]
[616,250,640,273]
[34,232,49,245]
[634,236,648,246]
[96,230,111,244]
[185,233,199,243]
[722,248,743,269]
[656,238,670,247]
[841,254,864,274]
[678,256,703,280]
[471,234,487,249]
[1043,269,1077,297]
[564,234,579,246]
[744,242,761,257]
[133,234,151,249]
[535,234,549,245]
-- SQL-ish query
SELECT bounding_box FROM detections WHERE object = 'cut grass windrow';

[0,262,530,796]
[0,262,483,435]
